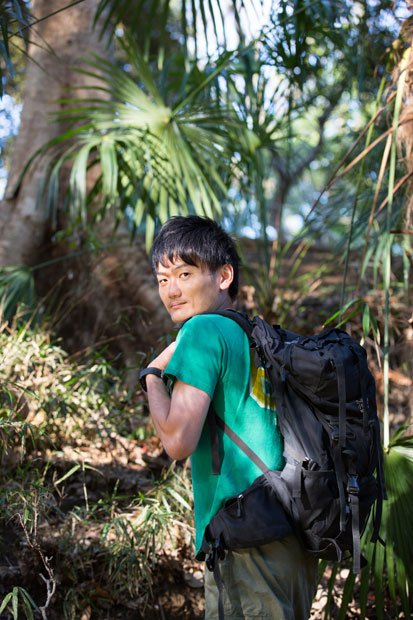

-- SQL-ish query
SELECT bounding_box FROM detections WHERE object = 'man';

[140,215,317,619]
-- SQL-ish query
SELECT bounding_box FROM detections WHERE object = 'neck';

[212,296,233,313]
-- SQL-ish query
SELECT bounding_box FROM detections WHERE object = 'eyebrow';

[156,262,192,275]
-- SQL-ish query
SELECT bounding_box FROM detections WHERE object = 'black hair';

[150,216,240,299]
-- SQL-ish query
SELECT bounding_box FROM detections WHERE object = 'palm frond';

[0,266,36,322]
[321,430,413,619]
[94,0,264,63]
[369,436,413,616]
[32,37,252,247]
[333,428,413,619]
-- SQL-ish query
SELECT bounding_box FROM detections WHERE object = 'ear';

[218,264,234,292]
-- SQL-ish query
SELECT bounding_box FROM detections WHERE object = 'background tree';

[0,0,111,266]
[0,0,177,365]
[0,0,406,347]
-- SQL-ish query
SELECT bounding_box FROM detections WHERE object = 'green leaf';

[338,570,356,620]
[362,303,370,339]
[385,543,396,616]
[324,563,338,619]
[323,298,362,328]
[358,431,413,617]
[373,541,385,620]
[54,464,81,485]
[83,463,104,476]
[166,486,192,511]
[12,587,18,620]
[359,556,372,618]
[0,266,36,322]
[0,592,13,614]
[100,137,118,201]
[20,588,36,620]
[145,213,155,252]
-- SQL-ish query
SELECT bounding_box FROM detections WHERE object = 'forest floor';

[2,418,410,620]
[0,433,393,620]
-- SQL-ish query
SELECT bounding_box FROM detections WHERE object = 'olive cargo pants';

[204,535,318,619]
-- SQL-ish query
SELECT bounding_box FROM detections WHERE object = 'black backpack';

[202,309,386,578]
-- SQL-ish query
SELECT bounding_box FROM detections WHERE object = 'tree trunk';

[0,0,112,265]
[0,0,172,364]
[398,38,413,234]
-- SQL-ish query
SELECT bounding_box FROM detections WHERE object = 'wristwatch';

[139,367,167,392]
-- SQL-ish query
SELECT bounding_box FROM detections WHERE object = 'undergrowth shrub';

[0,322,194,619]
[0,322,131,449]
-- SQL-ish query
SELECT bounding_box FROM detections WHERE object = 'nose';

[168,278,181,298]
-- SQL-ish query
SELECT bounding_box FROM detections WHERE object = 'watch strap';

[139,366,166,392]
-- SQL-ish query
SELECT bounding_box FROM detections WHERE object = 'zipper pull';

[236,494,244,518]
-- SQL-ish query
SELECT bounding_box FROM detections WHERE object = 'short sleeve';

[165,315,227,397]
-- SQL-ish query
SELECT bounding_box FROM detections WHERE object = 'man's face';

[156,257,232,323]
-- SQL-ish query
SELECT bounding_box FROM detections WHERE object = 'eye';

[157,277,167,286]
[179,272,190,279]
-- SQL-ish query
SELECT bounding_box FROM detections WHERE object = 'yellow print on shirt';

[250,359,277,410]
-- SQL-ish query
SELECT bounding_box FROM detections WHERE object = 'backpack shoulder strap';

[209,309,255,341]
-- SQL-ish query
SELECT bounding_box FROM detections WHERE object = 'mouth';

[169,302,186,309]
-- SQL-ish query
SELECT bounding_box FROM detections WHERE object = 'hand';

[150,341,176,371]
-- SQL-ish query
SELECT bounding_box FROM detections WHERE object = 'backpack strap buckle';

[254,344,269,369]
[206,537,226,572]
[205,537,227,620]
[347,473,360,495]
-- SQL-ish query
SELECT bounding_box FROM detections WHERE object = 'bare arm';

[145,343,211,460]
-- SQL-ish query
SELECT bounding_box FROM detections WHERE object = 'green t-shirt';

[165,314,284,556]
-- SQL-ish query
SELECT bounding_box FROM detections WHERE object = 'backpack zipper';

[236,494,244,518]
